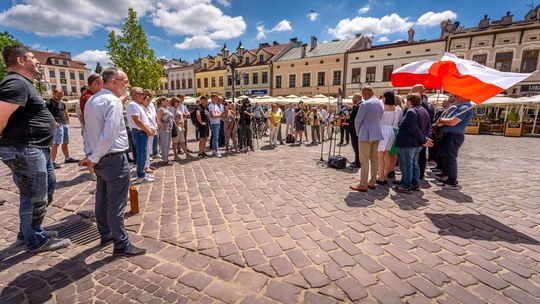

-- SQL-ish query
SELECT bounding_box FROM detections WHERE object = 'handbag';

[171,123,178,138]
[328,156,347,169]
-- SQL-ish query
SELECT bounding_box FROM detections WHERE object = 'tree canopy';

[107,8,162,90]
[0,31,22,80]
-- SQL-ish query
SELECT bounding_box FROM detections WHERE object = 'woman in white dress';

[376,91,400,184]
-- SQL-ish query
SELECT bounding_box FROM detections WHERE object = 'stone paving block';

[235,235,256,250]
[378,256,416,279]
[369,285,403,304]
[283,273,310,288]
[377,272,416,297]
[410,262,450,287]
[286,249,312,268]
[265,281,301,304]
[306,250,331,264]
[270,256,295,277]
[499,272,540,297]
[461,265,510,290]
[153,263,184,279]
[300,267,331,288]
[178,272,212,291]
[336,277,368,301]
[233,271,268,292]
[444,285,486,304]
[328,251,356,267]
[473,285,517,304]
[181,252,211,271]
[407,276,444,298]
[205,281,241,304]
[242,249,266,267]
[205,260,238,281]
[303,291,339,304]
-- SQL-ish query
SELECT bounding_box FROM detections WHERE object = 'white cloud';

[307,11,319,21]
[256,23,266,40]
[417,10,457,27]
[358,5,370,14]
[175,36,218,50]
[329,13,413,39]
[73,50,111,71]
[270,20,292,32]
[216,0,231,6]
[377,36,389,42]
[0,0,153,37]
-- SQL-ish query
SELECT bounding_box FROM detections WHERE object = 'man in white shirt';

[318,104,328,141]
[79,67,146,257]
[208,94,223,157]
[126,88,154,183]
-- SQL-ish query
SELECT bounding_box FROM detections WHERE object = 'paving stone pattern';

[1,120,540,303]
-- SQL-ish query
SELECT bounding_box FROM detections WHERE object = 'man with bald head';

[80,67,146,257]
[410,84,434,179]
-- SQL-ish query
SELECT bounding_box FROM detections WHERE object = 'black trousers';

[350,132,359,164]
[418,147,427,179]
[339,126,349,144]
[440,133,464,184]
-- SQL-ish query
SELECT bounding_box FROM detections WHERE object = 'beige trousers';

[359,140,379,186]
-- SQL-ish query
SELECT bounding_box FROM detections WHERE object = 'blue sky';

[0,0,533,70]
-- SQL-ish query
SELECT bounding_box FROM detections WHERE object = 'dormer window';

[63,60,68,66]
[217,61,221,68]
[244,57,250,64]
[203,63,208,69]
[259,54,264,63]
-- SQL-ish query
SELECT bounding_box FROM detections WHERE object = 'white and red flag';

[391,53,534,103]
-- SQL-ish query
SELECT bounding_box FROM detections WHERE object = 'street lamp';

[222,41,246,103]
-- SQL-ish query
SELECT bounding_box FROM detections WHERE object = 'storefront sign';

[520,84,540,93]
[250,89,268,95]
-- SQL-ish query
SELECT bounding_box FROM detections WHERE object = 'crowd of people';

[0,44,473,256]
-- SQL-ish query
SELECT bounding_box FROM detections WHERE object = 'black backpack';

[286,134,295,143]
[190,109,200,126]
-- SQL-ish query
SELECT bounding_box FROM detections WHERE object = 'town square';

[1,0,540,303]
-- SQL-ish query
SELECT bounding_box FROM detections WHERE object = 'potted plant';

[465,117,480,135]
[505,110,522,137]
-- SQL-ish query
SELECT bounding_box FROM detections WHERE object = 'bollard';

[129,185,139,214]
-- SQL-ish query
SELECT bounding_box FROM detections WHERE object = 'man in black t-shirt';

[46,88,78,169]
[195,96,211,158]
[0,44,71,253]
[238,99,254,152]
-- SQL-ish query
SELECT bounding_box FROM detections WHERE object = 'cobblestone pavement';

[1,121,540,304]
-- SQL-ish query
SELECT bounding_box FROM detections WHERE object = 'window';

[333,71,341,85]
[217,61,221,68]
[387,53,392,57]
[197,79,201,88]
[252,73,258,85]
[317,72,325,86]
[211,77,216,87]
[71,86,77,94]
[54,59,59,65]
[291,64,294,67]
[203,63,208,69]
[305,62,309,66]
[275,75,282,88]
[170,81,175,90]
[79,73,84,81]
[472,54,488,66]
[406,51,411,54]
[243,73,249,85]
[60,71,66,79]
[351,68,361,83]
[70,72,75,79]
[259,54,264,63]
[62,60,68,66]
[49,70,56,78]
[61,85,67,95]
[262,71,268,83]
[227,76,232,86]
[320,60,324,64]
[366,67,376,83]
[336,58,340,62]
[302,73,311,87]
[188,79,193,88]
[182,79,186,89]
[425,48,431,52]
[495,52,513,72]
[204,78,209,88]
[289,74,296,88]
[244,57,250,65]
[382,65,393,82]
[478,42,486,46]
[219,76,224,87]
[521,50,538,73]
[235,76,240,85]
[176,79,180,89]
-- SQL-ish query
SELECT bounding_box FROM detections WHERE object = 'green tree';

[0,31,22,80]
[106,8,162,90]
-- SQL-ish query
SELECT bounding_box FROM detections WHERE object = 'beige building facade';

[445,7,540,96]
[165,60,197,97]
[345,34,446,97]
[273,37,363,97]
[33,50,88,98]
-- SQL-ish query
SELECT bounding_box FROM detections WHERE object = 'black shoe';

[113,244,146,257]
[376,180,388,185]
[393,185,412,194]
[350,162,361,168]
[387,171,395,179]
[444,182,459,189]
[64,157,79,164]
[411,184,420,191]
[53,162,62,169]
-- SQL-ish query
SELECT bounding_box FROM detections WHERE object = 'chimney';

[310,36,318,50]
[273,41,279,46]
[501,11,513,25]
[289,37,298,44]
[300,44,307,58]
[407,28,415,43]
[259,42,270,48]
[478,15,490,29]
[60,51,72,58]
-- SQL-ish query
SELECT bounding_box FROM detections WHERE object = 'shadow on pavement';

[345,186,390,207]
[0,246,112,303]
[425,213,540,244]
[389,191,429,210]
[433,188,474,203]
[55,173,91,190]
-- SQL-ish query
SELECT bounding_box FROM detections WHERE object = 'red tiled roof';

[31,50,87,69]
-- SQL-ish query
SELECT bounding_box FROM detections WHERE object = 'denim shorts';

[53,123,69,144]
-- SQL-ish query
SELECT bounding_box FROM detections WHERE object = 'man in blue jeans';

[0,44,71,253]
[208,94,223,157]
[394,93,433,193]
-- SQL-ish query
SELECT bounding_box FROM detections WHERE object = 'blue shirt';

[83,89,129,164]
[440,102,473,134]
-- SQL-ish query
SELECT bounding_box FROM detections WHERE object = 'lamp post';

[222,41,246,103]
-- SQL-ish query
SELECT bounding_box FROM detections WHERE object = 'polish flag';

[429,53,534,103]
[391,60,441,89]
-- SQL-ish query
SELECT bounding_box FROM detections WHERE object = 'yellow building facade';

[195,55,226,97]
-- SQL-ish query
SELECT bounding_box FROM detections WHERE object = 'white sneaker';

[136,175,154,184]
[215,152,222,158]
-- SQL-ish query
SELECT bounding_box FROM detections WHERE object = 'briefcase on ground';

[328,156,347,169]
